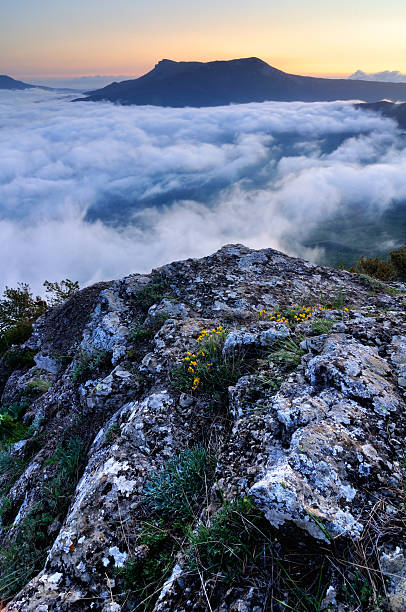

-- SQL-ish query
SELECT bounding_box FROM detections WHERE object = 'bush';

[0,284,46,334]
[390,243,406,279]
[350,256,396,281]
[0,322,33,357]
[2,348,36,370]
[43,279,79,306]
[143,447,213,520]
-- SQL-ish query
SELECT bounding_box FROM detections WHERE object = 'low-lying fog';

[1,89,405,293]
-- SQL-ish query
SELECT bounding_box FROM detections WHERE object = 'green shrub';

[390,243,406,278]
[133,279,168,313]
[70,349,112,382]
[0,322,33,357]
[2,348,36,370]
[350,255,396,281]
[0,400,30,444]
[0,283,46,334]
[143,446,213,520]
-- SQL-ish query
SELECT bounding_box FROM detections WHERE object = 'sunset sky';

[1,0,406,79]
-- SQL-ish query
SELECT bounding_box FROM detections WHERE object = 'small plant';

[0,400,30,444]
[128,312,171,347]
[172,326,244,402]
[25,379,51,395]
[70,349,112,382]
[0,321,33,358]
[310,318,334,335]
[143,446,214,520]
[186,496,269,581]
[104,422,121,444]
[128,326,155,344]
[115,520,176,611]
[133,278,169,313]
[268,338,306,371]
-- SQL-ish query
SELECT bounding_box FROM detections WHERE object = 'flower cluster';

[197,325,224,342]
[176,326,227,392]
[260,304,333,327]
[259,310,288,324]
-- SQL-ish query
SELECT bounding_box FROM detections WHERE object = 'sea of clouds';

[1,89,406,294]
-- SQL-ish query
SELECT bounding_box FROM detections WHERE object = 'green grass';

[268,338,305,371]
[143,447,214,520]
[310,318,334,336]
[186,496,269,582]
[115,520,178,612]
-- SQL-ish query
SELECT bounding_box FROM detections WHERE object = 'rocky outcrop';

[0,245,405,611]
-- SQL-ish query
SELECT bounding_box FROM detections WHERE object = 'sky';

[1,0,406,79]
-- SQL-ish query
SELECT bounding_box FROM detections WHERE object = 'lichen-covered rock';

[2,244,405,611]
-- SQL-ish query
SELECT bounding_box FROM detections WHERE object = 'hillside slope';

[0,245,405,611]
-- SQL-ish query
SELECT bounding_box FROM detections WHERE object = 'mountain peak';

[78,57,406,107]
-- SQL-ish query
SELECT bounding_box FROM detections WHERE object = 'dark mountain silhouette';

[76,57,406,107]
[0,75,80,93]
[358,101,406,129]
[0,75,37,90]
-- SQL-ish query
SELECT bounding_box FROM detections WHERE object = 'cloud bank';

[349,70,406,83]
[0,89,405,294]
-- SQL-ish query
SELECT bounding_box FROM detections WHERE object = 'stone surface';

[1,244,405,611]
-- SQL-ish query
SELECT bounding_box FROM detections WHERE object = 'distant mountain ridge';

[0,75,37,90]
[0,74,79,93]
[76,57,406,107]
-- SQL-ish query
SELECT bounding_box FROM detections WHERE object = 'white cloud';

[0,89,404,294]
[349,70,406,84]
